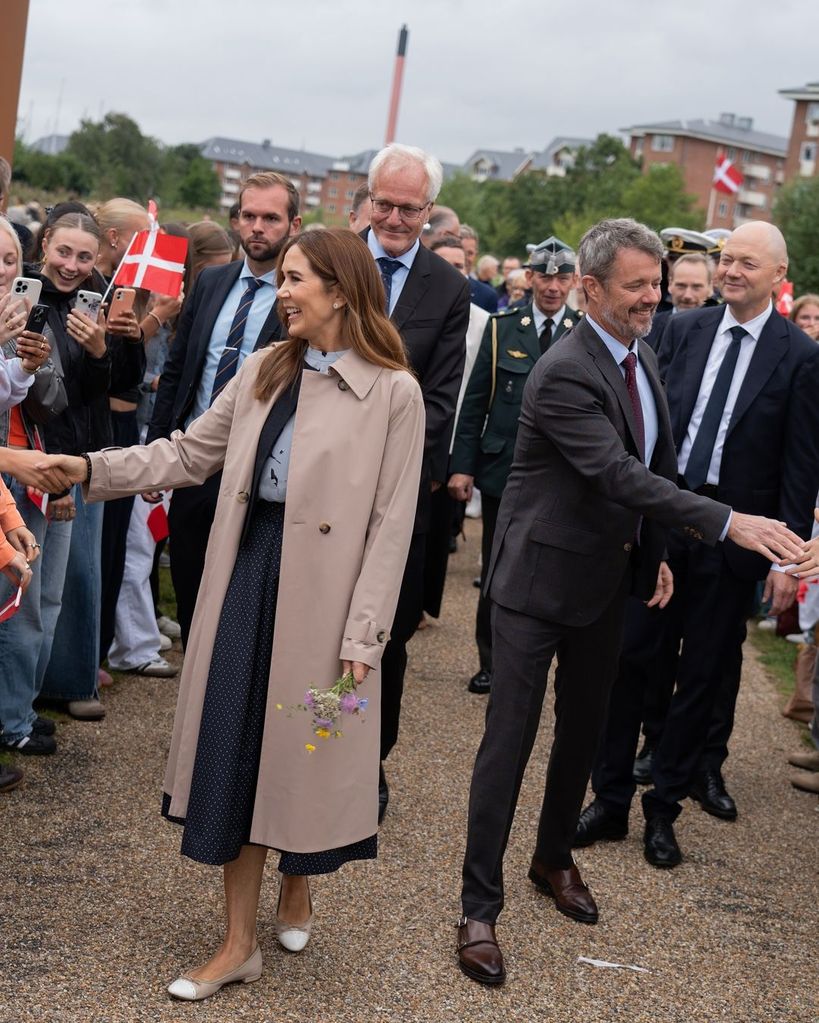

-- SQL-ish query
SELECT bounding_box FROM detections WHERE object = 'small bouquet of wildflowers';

[278,670,368,752]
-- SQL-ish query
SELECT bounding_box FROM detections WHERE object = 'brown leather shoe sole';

[457,957,506,986]
[527,868,598,924]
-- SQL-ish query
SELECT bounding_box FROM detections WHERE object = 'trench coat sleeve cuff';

[340,619,390,669]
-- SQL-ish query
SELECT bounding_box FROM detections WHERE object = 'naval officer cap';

[703,228,731,254]
[660,227,715,258]
[527,236,576,275]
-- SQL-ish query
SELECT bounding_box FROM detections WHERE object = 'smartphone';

[11,276,42,309]
[76,290,103,323]
[24,303,49,334]
[108,287,136,320]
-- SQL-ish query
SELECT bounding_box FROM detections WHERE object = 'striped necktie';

[376,257,404,313]
[210,276,265,405]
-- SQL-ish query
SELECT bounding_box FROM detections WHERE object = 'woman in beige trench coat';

[21,229,425,1001]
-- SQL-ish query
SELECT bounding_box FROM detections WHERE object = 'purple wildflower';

[339,692,359,714]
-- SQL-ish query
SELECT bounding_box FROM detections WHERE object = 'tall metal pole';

[384,25,409,147]
[0,0,30,209]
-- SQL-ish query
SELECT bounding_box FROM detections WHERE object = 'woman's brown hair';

[254,228,410,401]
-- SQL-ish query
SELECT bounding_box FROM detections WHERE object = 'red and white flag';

[713,152,743,195]
[146,503,169,543]
[776,280,794,317]
[113,228,188,298]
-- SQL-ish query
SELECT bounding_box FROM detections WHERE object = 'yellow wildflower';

[316,727,330,739]
[275,703,283,711]
[305,743,316,753]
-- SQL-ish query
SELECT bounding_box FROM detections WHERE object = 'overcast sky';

[16,0,819,164]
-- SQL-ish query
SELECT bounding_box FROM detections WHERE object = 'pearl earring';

[333,302,340,309]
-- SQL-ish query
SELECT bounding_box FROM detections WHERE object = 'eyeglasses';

[369,194,430,222]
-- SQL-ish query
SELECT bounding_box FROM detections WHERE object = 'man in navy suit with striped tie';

[148,171,301,644]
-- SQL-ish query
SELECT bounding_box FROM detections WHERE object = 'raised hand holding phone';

[67,307,106,358]
[0,292,27,344]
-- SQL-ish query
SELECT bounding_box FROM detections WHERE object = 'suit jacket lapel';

[193,261,243,368]
[726,312,789,439]
[515,303,541,361]
[580,320,644,459]
[639,339,675,471]
[391,243,432,331]
[677,315,718,448]
[550,306,578,345]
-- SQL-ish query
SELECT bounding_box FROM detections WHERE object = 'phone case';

[11,277,43,308]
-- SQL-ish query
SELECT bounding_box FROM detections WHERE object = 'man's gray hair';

[578,218,664,283]
[368,143,444,203]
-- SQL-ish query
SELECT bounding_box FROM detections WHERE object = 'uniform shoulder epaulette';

[490,307,516,318]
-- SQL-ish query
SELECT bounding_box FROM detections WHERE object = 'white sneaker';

[157,615,182,639]
[159,633,172,652]
[130,658,178,678]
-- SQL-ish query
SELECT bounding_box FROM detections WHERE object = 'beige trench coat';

[86,348,425,852]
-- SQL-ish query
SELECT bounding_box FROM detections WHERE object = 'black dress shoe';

[32,715,56,737]
[573,801,628,848]
[378,763,389,824]
[468,670,491,694]
[689,769,737,821]
[643,817,682,868]
[0,764,24,793]
[632,739,654,785]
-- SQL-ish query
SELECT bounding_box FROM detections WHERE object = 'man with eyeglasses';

[362,143,471,823]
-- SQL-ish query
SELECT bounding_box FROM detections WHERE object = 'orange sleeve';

[0,533,18,571]
[0,476,24,535]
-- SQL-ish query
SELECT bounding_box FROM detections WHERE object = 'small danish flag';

[113,224,188,298]
[713,152,743,195]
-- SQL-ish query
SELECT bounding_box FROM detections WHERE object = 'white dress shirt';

[678,302,772,485]
[367,231,420,316]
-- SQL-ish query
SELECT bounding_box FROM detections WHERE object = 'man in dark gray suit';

[456,218,805,987]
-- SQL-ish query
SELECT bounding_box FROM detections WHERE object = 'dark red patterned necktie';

[622,351,645,461]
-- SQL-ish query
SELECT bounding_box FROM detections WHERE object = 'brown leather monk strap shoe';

[528,857,599,924]
[456,916,506,986]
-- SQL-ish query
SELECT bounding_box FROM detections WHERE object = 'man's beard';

[241,232,289,264]
[599,297,655,341]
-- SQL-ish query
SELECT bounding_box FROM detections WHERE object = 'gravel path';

[2,518,817,1022]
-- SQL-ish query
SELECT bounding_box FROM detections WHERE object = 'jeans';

[39,484,102,702]
[0,476,71,741]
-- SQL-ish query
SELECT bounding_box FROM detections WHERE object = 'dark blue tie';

[376,257,404,313]
[210,277,265,405]
[683,325,747,491]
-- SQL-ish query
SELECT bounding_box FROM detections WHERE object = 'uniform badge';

[563,318,573,330]
[520,316,532,326]
[506,349,528,359]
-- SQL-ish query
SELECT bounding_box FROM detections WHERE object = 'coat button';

[376,630,386,643]
[338,379,349,391]
[623,542,633,552]
[319,522,331,534]
[236,491,249,503]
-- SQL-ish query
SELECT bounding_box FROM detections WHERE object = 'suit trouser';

[642,533,756,822]
[474,494,501,674]
[422,485,454,619]
[380,530,426,762]
[167,473,221,649]
[461,577,630,924]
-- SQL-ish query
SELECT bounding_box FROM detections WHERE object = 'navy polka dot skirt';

[162,500,377,873]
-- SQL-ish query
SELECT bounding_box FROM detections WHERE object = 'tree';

[774,176,819,294]
[65,113,162,199]
[158,144,220,208]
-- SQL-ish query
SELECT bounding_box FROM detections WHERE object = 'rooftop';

[199,137,336,178]
[622,116,787,156]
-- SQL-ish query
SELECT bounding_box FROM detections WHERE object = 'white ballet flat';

[167,945,263,1001]
[275,876,314,953]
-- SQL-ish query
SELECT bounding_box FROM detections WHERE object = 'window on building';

[800,141,817,162]
[741,150,751,163]
[807,102,819,123]
[345,189,355,199]
[330,172,340,181]
[726,146,736,161]
[344,205,351,214]
[328,203,336,213]
[650,134,674,152]
[328,188,338,197]
[718,201,728,217]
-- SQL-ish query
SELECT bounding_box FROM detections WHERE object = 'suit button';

[376,630,386,643]
[236,491,249,504]
[623,542,633,552]
[337,379,349,391]
[319,522,331,534]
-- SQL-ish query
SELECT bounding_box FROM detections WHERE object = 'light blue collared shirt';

[586,315,659,467]
[188,260,278,424]
[367,231,420,315]
[258,347,349,503]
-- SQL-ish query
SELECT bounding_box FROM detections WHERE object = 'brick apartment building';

[199,137,371,225]
[622,114,788,230]
[779,82,819,181]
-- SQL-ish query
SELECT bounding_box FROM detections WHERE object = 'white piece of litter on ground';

[578,956,649,974]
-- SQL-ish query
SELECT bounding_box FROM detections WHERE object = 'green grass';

[747,625,799,700]
[158,563,177,622]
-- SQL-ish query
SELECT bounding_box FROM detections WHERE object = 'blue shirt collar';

[240,257,278,288]
[586,313,638,367]
[367,230,420,271]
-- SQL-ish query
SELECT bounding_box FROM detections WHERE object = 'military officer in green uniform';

[448,237,583,693]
